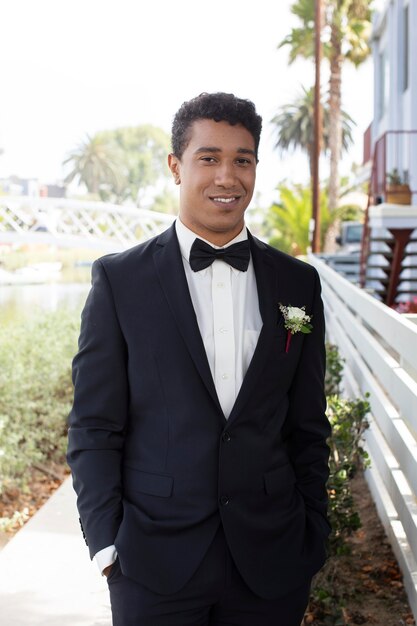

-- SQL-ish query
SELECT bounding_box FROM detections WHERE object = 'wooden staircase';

[360,131,417,306]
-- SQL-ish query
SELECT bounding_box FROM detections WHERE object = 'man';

[67,92,331,626]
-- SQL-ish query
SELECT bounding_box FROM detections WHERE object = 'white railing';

[310,254,417,621]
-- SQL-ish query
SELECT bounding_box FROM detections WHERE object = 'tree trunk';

[308,142,316,250]
[308,142,314,184]
[325,20,343,253]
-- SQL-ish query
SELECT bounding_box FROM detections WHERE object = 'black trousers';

[107,527,310,626]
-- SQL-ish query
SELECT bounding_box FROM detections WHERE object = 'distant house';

[370,0,417,202]
[40,184,66,199]
[0,177,66,198]
[358,0,417,306]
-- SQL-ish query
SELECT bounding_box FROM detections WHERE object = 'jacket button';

[220,495,230,506]
[222,431,231,443]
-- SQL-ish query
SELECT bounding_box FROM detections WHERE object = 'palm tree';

[265,180,362,257]
[64,126,172,204]
[265,184,331,256]
[271,86,355,179]
[63,134,123,198]
[97,125,171,204]
[279,0,372,221]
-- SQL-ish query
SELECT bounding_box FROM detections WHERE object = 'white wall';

[371,0,417,196]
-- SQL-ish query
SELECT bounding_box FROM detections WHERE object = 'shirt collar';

[175,219,249,276]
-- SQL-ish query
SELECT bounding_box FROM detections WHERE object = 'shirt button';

[220,495,230,506]
[221,373,229,380]
[217,282,224,288]
[219,327,228,333]
[222,431,231,443]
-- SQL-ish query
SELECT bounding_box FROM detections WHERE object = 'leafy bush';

[0,311,78,494]
[325,342,344,397]
[263,181,363,257]
[324,343,370,552]
[326,393,370,553]
[308,344,371,622]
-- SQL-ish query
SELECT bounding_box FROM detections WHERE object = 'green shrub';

[323,343,371,552]
[326,393,370,553]
[308,344,371,621]
[325,342,344,397]
[0,311,78,494]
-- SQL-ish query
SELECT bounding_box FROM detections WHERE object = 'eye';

[236,157,252,166]
[200,156,217,163]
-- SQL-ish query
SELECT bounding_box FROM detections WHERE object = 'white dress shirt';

[95,219,262,574]
[176,219,262,417]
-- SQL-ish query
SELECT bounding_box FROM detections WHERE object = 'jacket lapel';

[228,234,279,424]
[153,224,223,416]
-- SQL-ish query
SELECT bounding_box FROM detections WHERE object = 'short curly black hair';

[171,92,262,161]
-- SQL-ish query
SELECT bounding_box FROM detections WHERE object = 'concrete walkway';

[0,478,111,625]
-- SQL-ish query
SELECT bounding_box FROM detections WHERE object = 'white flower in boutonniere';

[279,304,313,353]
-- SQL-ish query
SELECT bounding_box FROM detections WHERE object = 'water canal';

[0,259,92,323]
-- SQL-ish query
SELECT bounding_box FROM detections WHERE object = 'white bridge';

[0,196,176,252]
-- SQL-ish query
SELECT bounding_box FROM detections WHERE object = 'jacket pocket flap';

[124,468,173,497]
[264,463,296,496]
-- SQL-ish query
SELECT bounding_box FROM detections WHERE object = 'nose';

[215,161,237,188]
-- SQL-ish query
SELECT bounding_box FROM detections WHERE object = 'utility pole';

[312,0,323,253]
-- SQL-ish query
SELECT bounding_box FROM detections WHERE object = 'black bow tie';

[189,238,250,272]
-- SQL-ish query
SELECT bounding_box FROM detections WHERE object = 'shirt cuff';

[94,545,117,575]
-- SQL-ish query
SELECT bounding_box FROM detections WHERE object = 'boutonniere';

[279,304,313,353]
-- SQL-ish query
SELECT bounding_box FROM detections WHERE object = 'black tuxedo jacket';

[67,223,331,599]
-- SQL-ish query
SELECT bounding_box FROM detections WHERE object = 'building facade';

[371,0,417,200]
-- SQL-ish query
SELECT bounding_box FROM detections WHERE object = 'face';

[168,119,257,246]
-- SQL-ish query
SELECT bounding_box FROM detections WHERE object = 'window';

[378,51,389,120]
[345,224,363,244]
[403,5,409,92]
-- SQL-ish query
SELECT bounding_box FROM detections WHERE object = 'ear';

[168,153,181,185]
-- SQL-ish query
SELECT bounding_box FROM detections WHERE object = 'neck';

[178,219,245,247]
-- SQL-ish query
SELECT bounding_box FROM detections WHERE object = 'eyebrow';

[194,146,256,157]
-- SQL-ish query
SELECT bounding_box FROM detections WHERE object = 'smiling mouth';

[211,196,240,204]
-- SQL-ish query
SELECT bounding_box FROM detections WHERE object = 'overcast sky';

[0,0,375,206]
